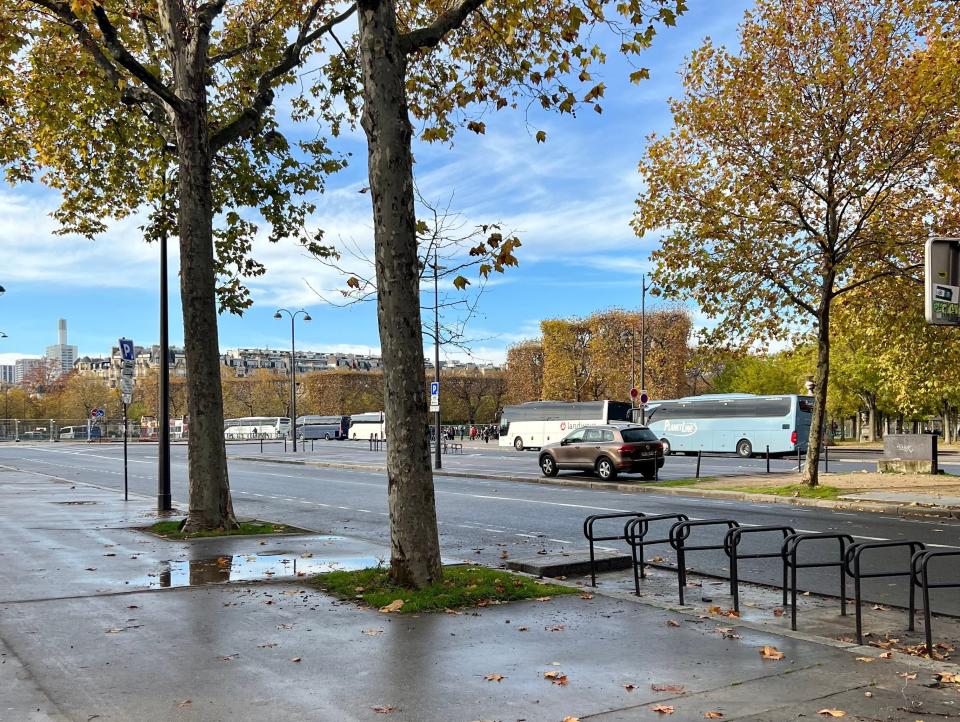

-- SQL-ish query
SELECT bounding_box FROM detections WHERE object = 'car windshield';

[620,427,658,442]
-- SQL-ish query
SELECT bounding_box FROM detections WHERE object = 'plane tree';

[634,0,957,486]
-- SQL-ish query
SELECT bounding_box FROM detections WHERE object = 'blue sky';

[0,0,753,366]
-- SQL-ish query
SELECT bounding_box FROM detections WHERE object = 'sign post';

[118,338,136,503]
[925,238,960,325]
[639,390,649,425]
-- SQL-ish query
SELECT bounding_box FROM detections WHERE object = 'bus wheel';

[324,433,331,441]
[514,436,524,451]
[736,439,753,458]
[596,457,617,481]
[660,438,672,455]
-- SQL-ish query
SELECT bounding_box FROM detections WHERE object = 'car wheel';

[514,436,524,451]
[595,457,617,481]
[660,438,672,455]
[736,439,753,458]
[641,463,657,480]
[324,433,331,441]
[539,454,558,477]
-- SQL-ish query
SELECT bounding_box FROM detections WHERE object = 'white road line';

[549,538,573,544]
[357,509,372,513]
[483,528,505,533]
[515,533,538,539]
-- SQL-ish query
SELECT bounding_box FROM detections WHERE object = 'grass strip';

[721,484,843,500]
[313,565,579,613]
[147,519,301,539]
[648,477,715,487]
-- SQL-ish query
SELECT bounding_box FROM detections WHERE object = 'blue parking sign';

[430,381,439,395]
[119,338,135,362]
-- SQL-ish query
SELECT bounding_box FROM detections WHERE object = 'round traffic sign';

[629,387,639,399]
[639,392,649,405]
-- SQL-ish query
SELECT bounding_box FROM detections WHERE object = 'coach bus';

[498,400,634,451]
[295,415,350,441]
[640,393,813,457]
[349,411,386,440]
[223,416,291,440]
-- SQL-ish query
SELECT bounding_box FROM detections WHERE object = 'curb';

[231,455,960,520]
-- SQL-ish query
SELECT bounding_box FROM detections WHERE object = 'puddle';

[131,552,382,588]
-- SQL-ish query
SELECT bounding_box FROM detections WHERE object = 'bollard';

[284,437,287,453]
[824,444,829,473]
[766,445,770,474]
[312,439,315,452]
[695,449,702,479]
[797,445,801,472]
[260,438,263,454]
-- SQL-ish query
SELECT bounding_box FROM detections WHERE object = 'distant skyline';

[0,1,753,368]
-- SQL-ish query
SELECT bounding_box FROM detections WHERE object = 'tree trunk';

[357,0,442,588]
[172,39,236,533]
[801,287,832,487]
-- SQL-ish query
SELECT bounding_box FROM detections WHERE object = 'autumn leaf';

[362,629,384,636]
[579,593,593,600]
[535,130,547,143]
[759,646,784,661]
[372,706,396,714]
[544,671,569,685]
[937,672,960,684]
[855,657,874,663]
[624,684,637,691]
[257,642,278,648]
[651,683,685,693]
[773,608,784,617]
[704,713,724,720]
[534,596,552,602]
[291,657,302,663]
[484,674,505,682]
[379,599,404,613]
[562,717,580,722]
[817,710,846,718]
[546,625,565,632]
[651,704,674,714]
[176,699,192,709]
[667,620,681,627]
[879,651,893,659]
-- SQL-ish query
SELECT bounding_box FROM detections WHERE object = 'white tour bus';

[223,416,291,440]
[349,411,386,440]
[498,400,634,451]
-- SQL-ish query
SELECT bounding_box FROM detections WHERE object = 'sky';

[0,0,754,367]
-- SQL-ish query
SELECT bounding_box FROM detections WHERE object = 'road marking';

[549,538,573,544]
[515,533,538,539]
[483,528,505,533]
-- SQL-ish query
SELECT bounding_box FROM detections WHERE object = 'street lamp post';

[157,150,172,513]
[620,329,637,418]
[640,274,648,425]
[433,247,442,471]
[274,309,311,451]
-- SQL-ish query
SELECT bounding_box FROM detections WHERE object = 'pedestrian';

[470,425,477,440]
[483,427,489,443]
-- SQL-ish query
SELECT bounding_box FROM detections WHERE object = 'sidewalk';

[2,466,959,721]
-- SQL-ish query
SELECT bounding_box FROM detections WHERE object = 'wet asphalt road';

[2,441,959,614]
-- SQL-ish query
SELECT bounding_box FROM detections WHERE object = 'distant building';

[14,358,44,384]
[44,319,78,379]
[221,348,383,377]
[0,364,14,384]
[75,344,186,389]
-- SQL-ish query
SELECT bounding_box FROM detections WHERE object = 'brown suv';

[538,424,665,480]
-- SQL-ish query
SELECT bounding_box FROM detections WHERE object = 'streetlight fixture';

[432,249,444,470]
[0,285,5,296]
[274,308,311,451]
[0,331,7,339]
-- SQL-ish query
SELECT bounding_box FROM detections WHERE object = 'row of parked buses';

[497,393,814,458]
[222,412,387,441]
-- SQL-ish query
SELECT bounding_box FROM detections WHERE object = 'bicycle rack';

[843,540,925,645]
[669,519,739,605]
[781,533,854,631]
[911,549,960,654]
[624,513,689,595]
[582,512,645,587]
[723,525,795,613]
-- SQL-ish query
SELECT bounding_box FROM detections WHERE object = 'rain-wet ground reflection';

[133,552,383,588]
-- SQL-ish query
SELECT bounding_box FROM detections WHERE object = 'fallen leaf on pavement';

[651,705,674,714]
[817,710,846,718]
[704,713,724,719]
[579,593,593,600]
[176,700,192,709]
[257,643,278,648]
[363,629,385,636]
[898,672,917,680]
[773,608,784,617]
[544,671,569,686]
[535,596,552,602]
[667,619,681,627]
[379,599,404,613]
[499,550,509,559]
[707,606,722,614]
[651,683,685,693]
[759,646,784,661]
[517,626,529,632]
[562,717,580,722]
[484,674,505,682]
[371,706,395,714]
[716,627,741,640]
[879,651,893,659]
[291,657,302,663]
[216,654,239,662]
[937,672,960,684]
[855,657,874,663]
[624,683,637,691]
[546,625,565,632]
[871,604,888,611]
